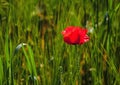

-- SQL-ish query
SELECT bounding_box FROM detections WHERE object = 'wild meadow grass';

[0,0,120,85]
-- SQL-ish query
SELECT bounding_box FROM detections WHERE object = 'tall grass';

[0,0,120,85]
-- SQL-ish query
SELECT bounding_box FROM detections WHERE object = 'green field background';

[0,0,120,85]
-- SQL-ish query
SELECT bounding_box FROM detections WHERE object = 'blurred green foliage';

[0,0,120,85]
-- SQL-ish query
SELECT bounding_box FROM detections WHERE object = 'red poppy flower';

[62,26,89,45]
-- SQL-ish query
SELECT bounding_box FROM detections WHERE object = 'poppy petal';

[62,26,90,45]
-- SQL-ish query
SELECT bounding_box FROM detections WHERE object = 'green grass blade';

[0,57,3,85]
